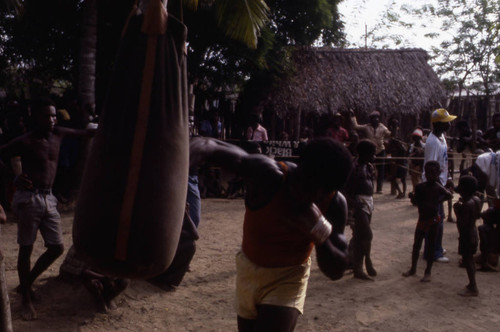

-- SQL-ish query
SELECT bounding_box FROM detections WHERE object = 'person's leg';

[353,211,373,280]
[477,224,490,269]
[433,204,445,260]
[186,175,201,227]
[403,228,424,276]
[422,223,438,281]
[375,151,386,193]
[459,255,478,296]
[447,198,455,223]
[102,277,129,310]
[401,171,407,197]
[363,214,376,276]
[253,304,300,332]
[391,176,401,197]
[32,195,64,283]
[17,245,36,320]
[237,316,256,332]
[27,244,64,286]
[464,255,478,290]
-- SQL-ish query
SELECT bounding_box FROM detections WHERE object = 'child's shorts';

[12,189,63,246]
[235,250,311,320]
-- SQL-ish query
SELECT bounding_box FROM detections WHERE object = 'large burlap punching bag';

[73,0,189,279]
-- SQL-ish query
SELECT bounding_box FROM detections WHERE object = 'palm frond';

[215,0,269,49]
[183,0,199,11]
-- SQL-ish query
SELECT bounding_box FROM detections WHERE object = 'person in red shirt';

[326,112,349,144]
[190,136,352,332]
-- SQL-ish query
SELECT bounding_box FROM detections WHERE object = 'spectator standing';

[423,108,457,263]
[326,113,349,144]
[246,115,268,142]
[349,110,391,194]
[408,128,425,195]
[482,113,500,151]
[453,175,482,296]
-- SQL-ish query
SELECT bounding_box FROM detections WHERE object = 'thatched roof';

[259,47,446,119]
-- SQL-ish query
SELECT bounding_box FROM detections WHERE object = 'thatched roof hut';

[258,47,446,139]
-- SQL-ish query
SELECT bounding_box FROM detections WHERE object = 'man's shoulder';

[483,127,498,136]
[6,131,32,145]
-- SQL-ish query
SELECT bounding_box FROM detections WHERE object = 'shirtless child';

[453,176,482,296]
[345,140,377,280]
[403,161,453,282]
[0,97,95,320]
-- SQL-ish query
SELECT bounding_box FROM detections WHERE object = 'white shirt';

[247,124,268,141]
[475,151,500,196]
[423,132,448,185]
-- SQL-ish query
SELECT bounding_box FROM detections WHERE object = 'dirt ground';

[2,182,500,332]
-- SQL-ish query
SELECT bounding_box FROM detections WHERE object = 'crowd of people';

[2,98,500,332]
[188,107,500,330]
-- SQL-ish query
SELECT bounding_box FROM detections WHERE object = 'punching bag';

[73,0,189,279]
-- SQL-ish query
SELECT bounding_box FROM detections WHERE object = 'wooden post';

[471,100,478,152]
[0,250,13,332]
[294,108,302,141]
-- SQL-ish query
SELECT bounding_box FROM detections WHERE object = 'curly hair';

[298,137,353,191]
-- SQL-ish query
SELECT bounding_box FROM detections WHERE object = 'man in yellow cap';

[422,108,457,263]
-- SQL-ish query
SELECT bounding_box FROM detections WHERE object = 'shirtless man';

[0,97,95,320]
[190,136,352,332]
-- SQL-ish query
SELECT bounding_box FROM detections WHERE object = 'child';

[408,128,425,195]
[346,140,377,280]
[403,161,453,282]
[453,175,482,296]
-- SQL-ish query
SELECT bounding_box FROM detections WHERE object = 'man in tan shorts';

[190,136,352,331]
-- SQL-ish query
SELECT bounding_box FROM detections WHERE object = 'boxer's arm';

[315,192,349,280]
[189,137,282,181]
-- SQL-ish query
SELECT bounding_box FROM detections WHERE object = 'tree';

[0,0,83,98]
[428,0,499,120]
[356,0,499,125]
[185,0,346,136]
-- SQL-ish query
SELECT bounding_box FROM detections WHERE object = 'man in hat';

[349,110,391,194]
[423,108,457,263]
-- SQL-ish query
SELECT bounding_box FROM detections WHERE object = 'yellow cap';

[431,108,457,123]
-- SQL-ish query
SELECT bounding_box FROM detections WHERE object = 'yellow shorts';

[235,250,311,319]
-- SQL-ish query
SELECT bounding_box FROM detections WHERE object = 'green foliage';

[185,0,346,115]
[0,0,83,98]
[266,0,345,46]
[366,0,499,94]
[185,0,269,49]
[430,0,500,93]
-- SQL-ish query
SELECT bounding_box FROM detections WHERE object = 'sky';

[338,0,445,51]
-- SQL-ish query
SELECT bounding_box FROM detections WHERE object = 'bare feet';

[16,285,40,302]
[420,274,431,282]
[21,301,37,321]
[402,269,415,277]
[353,271,374,281]
[366,265,377,277]
[458,287,478,297]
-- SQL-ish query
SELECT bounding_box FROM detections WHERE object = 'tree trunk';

[69,0,98,199]
[77,0,97,126]
[294,108,302,141]
[0,251,13,332]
